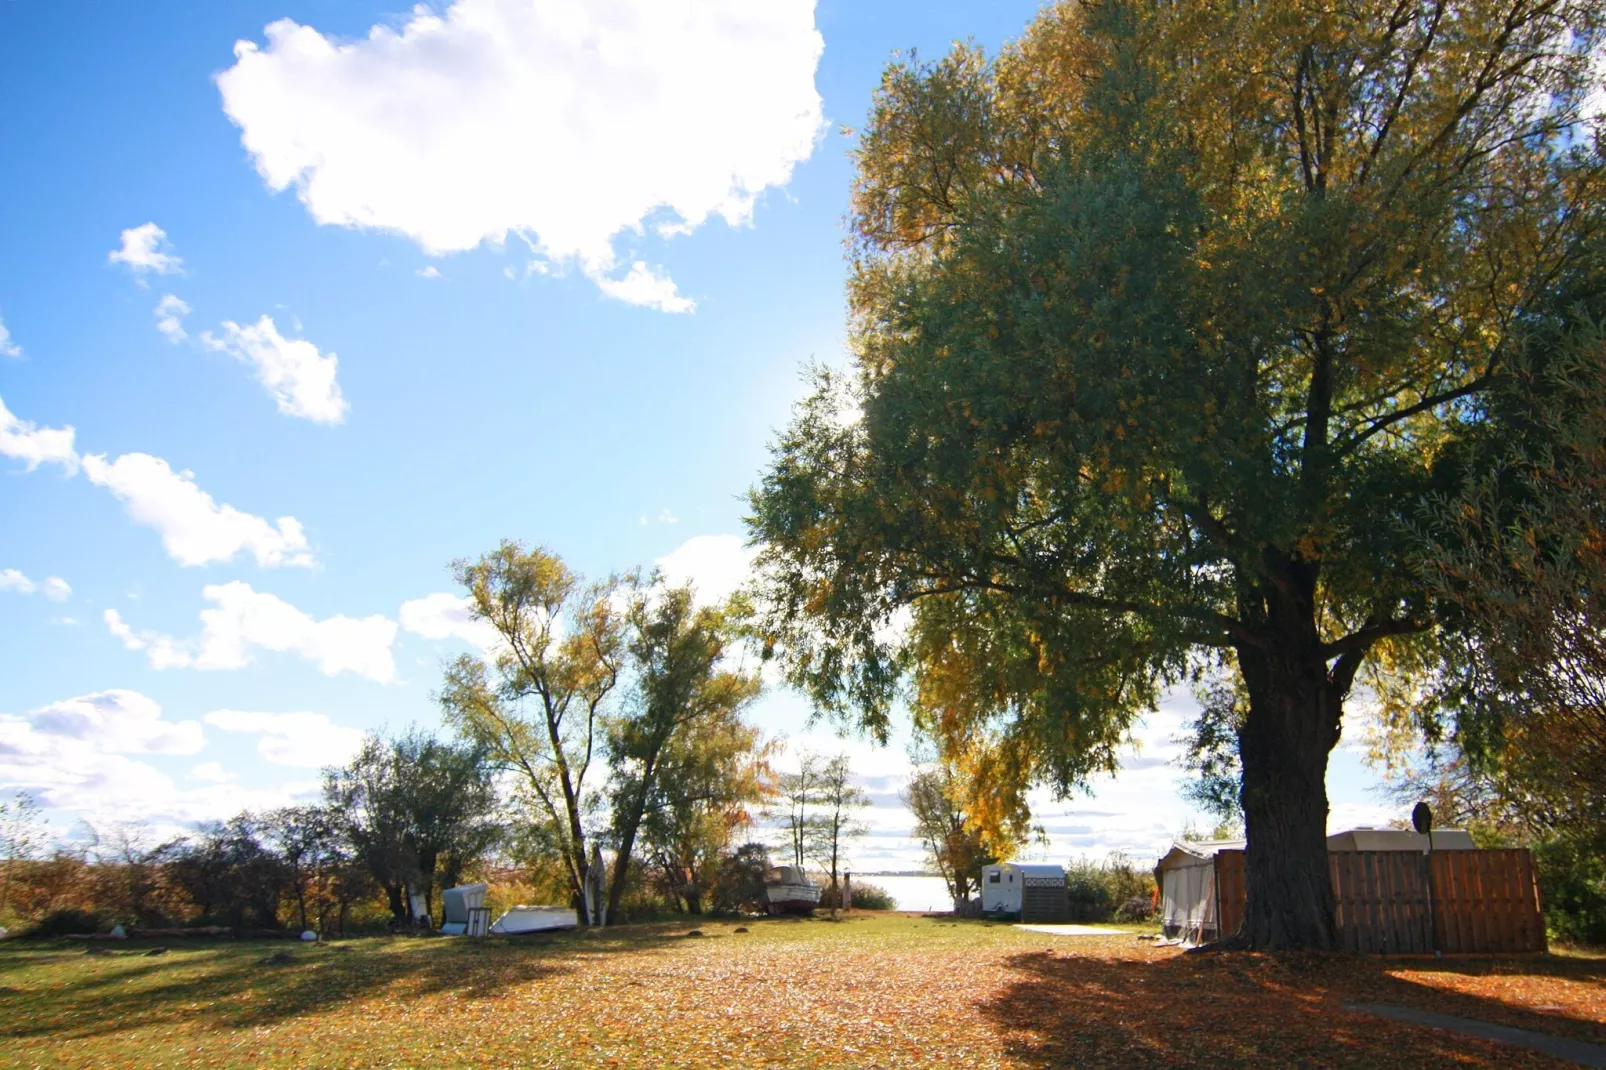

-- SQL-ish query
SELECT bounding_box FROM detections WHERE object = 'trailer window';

[988,873,1001,884]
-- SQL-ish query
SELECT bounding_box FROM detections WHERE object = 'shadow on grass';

[980,947,1606,1068]
[0,925,687,1043]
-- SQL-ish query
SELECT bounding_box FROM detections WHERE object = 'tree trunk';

[385,883,407,925]
[605,748,664,923]
[1235,633,1344,950]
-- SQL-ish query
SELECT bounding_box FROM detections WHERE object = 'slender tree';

[810,754,868,911]
[441,542,626,923]
[605,581,763,919]
[324,735,414,925]
[904,759,1016,909]
[637,697,773,914]
[747,0,1606,947]
[772,751,822,870]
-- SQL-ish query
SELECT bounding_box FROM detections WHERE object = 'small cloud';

[82,452,314,568]
[591,262,694,313]
[657,533,756,606]
[398,592,499,651]
[203,709,365,768]
[154,295,191,343]
[109,223,182,279]
[190,761,236,783]
[106,583,399,683]
[0,569,37,596]
[200,315,347,424]
[1,569,69,602]
[0,313,21,358]
[0,393,79,474]
[658,508,678,525]
[416,265,441,279]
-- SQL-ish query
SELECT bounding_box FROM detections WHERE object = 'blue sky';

[0,0,1398,871]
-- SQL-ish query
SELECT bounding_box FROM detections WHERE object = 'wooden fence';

[1212,848,1545,953]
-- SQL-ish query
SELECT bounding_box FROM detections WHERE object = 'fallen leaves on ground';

[0,917,1599,1068]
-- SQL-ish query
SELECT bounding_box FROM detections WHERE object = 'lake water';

[855,874,953,913]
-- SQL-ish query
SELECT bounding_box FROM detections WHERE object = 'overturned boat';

[489,905,580,935]
[762,866,822,915]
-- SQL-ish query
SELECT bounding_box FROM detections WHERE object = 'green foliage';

[1065,854,1157,923]
[903,757,1011,905]
[440,541,627,920]
[846,881,897,911]
[169,816,289,929]
[608,581,766,918]
[746,0,1606,946]
[1532,836,1606,947]
[709,842,773,915]
[1178,681,1245,824]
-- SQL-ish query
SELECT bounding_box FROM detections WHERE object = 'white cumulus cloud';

[154,294,191,342]
[0,696,317,839]
[0,313,21,358]
[0,393,79,474]
[81,452,314,568]
[108,222,183,277]
[216,0,824,308]
[202,315,348,424]
[399,592,500,650]
[105,582,398,683]
[24,689,204,756]
[204,709,365,768]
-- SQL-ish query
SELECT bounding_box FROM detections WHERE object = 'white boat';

[762,866,822,915]
[489,905,580,934]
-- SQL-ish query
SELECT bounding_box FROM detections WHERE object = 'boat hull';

[490,906,579,934]
[762,883,822,915]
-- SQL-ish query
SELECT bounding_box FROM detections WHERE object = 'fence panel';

[1431,849,1545,953]
[1212,848,1542,954]
[1214,850,1246,938]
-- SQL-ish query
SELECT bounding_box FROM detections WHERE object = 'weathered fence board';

[1211,847,1544,953]
[1214,850,1246,938]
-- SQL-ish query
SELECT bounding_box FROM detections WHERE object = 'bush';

[1114,895,1153,922]
[20,908,109,938]
[1065,859,1113,921]
[848,881,896,911]
[711,843,773,915]
[1534,836,1606,947]
[1065,854,1158,923]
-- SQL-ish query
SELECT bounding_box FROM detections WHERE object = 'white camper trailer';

[980,863,1067,916]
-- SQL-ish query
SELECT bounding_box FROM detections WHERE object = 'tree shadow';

[0,926,686,1042]
[980,946,1606,1068]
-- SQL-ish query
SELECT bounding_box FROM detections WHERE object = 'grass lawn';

[1,914,1602,1068]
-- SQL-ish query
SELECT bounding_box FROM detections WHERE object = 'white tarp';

[440,883,488,935]
[1160,855,1216,944]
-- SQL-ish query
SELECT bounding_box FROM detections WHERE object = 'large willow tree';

[747,0,1604,948]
